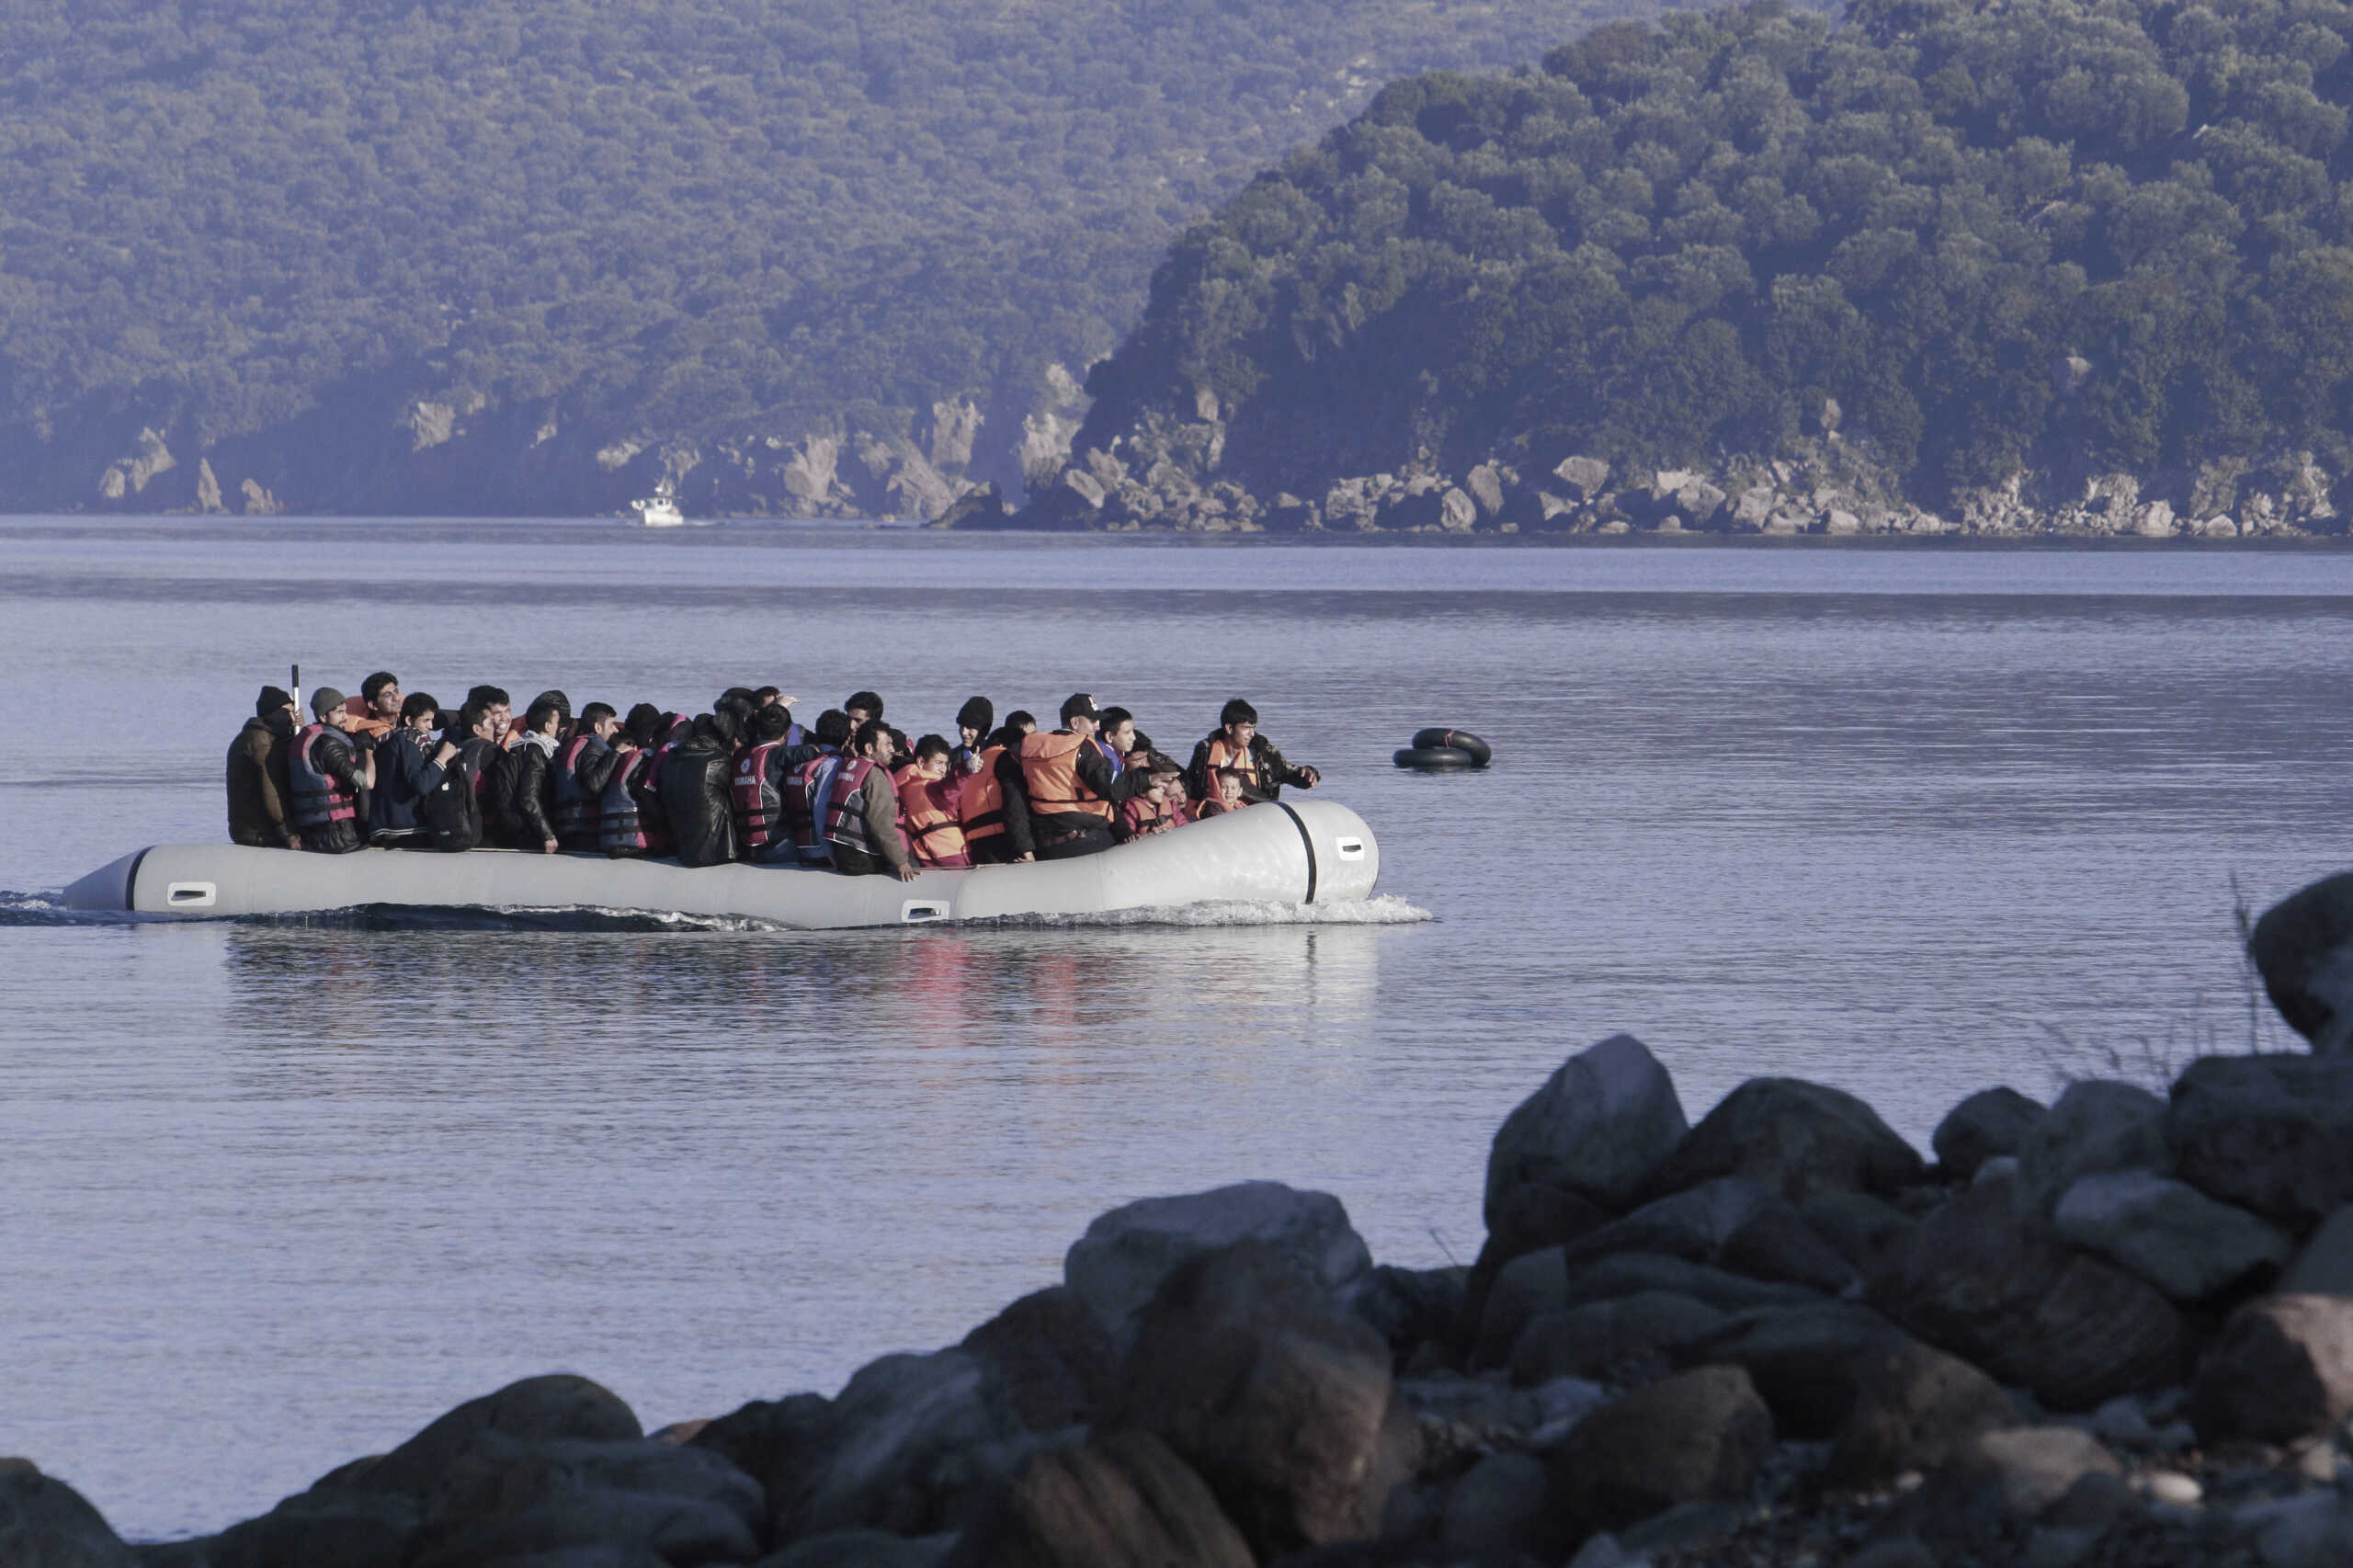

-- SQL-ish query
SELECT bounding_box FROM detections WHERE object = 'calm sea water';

[5,519,2349,1540]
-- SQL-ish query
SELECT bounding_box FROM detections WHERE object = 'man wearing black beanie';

[952,695,994,774]
[227,685,301,849]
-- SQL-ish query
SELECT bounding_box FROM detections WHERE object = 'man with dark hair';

[370,691,454,845]
[1093,706,1136,778]
[731,702,822,862]
[420,703,501,853]
[1187,697,1320,806]
[957,713,1031,865]
[506,697,565,853]
[1004,693,1152,861]
[228,685,302,849]
[289,687,374,854]
[844,690,884,727]
[344,672,402,741]
[598,704,669,858]
[824,721,915,880]
[894,733,970,869]
[950,696,994,774]
[550,702,624,849]
[465,686,514,748]
[662,709,742,868]
[783,709,854,866]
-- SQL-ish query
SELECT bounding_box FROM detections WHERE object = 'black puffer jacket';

[660,726,737,868]
[506,734,560,851]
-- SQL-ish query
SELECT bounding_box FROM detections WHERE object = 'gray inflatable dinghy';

[63,799,1380,928]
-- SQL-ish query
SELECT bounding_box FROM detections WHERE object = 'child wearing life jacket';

[1118,756,1192,839]
[1193,767,1249,819]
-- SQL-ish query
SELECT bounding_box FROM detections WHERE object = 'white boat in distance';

[63,800,1381,930]
[631,478,684,527]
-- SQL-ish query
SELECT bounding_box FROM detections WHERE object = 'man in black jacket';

[505,697,564,853]
[1000,693,1152,861]
[421,703,501,853]
[227,685,301,848]
[1185,698,1321,806]
[369,692,455,845]
[661,709,741,868]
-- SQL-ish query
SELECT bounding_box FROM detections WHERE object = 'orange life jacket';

[959,745,1009,843]
[1196,734,1261,801]
[1020,731,1113,820]
[342,697,395,741]
[893,764,970,867]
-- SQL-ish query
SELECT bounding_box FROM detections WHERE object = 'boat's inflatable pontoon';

[63,800,1379,929]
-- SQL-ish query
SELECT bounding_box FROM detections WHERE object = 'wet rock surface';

[50,888,2353,1568]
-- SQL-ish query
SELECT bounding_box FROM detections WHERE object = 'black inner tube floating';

[1404,727,1493,767]
[1394,745,1481,770]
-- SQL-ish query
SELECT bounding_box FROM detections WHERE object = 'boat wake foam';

[979,894,1433,928]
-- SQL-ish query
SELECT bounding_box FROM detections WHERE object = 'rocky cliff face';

[987,391,2348,539]
[15,366,1097,521]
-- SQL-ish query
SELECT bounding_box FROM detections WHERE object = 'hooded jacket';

[227,712,298,847]
[506,730,560,849]
[660,722,738,868]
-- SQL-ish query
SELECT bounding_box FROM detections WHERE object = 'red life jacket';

[821,756,878,852]
[893,764,969,867]
[288,723,358,828]
[730,740,787,851]
[552,734,599,840]
[958,745,1009,844]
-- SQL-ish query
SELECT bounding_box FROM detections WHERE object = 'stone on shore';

[404,1486,762,1568]
[2165,1054,2353,1224]
[1799,1189,1915,1274]
[2282,1205,2353,1297]
[1893,1427,2122,1551]
[2189,1293,2353,1444]
[1438,1451,1556,1562]
[1460,1181,1612,1349]
[1869,1171,2184,1408]
[1556,1176,1858,1295]
[767,1529,945,1567]
[960,1287,1121,1432]
[2052,1169,2292,1300]
[1346,1264,1464,1365]
[945,1428,1250,1568]
[1507,1291,1729,1384]
[1826,1337,2021,1486]
[2248,870,2353,1051]
[784,1349,1034,1540]
[1931,1087,2045,1180]
[0,1460,132,1568]
[2016,1080,2168,1217]
[1484,1034,1688,1221]
[1677,1301,1908,1438]
[365,1376,645,1497]
[1064,1181,1371,1347]
[1120,1240,1415,1557]
[1547,1367,1773,1531]
[1648,1077,1924,1204]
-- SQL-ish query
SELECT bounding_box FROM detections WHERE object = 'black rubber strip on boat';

[1275,801,1318,904]
[123,846,152,912]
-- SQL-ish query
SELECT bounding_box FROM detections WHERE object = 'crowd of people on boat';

[225,675,1321,878]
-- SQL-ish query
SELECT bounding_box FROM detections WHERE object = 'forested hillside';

[1026,0,2353,536]
[0,0,1635,517]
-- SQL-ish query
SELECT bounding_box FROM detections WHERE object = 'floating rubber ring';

[1393,745,1482,770]
[1409,728,1492,766]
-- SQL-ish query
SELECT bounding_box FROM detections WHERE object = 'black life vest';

[598,748,654,852]
[552,734,603,840]
[731,740,787,852]
[288,723,358,829]
[821,756,878,853]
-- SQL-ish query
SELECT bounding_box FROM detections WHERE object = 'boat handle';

[900,901,950,923]
[165,881,218,908]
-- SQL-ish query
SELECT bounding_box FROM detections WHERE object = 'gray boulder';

[1438,487,1478,531]
[944,1429,1249,1568]
[1121,1241,1415,1557]
[688,1394,835,1539]
[1560,1252,1824,1316]
[1554,457,1610,499]
[1826,1338,2020,1486]
[2166,1054,2353,1224]
[2282,1205,2353,1297]
[2248,870,2353,1051]
[1438,1452,1554,1562]
[1065,1182,1370,1348]
[1799,1189,1915,1274]
[1547,1367,1774,1531]
[1461,1182,1612,1348]
[1465,464,1507,517]
[1892,1427,2121,1552]
[1673,479,1728,525]
[1558,1176,1856,1294]
[1345,1265,1464,1365]
[2190,1293,2353,1445]
[767,1529,945,1567]
[1931,1087,2045,1180]
[0,1460,132,1568]
[1649,1077,1924,1204]
[960,1287,1121,1433]
[787,1350,1036,1540]
[2017,1081,2168,1218]
[1676,1301,1907,1438]
[405,1490,760,1568]
[1507,1291,1729,1384]
[1484,1034,1688,1221]
[1869,1171,2184,1409]
[2052,1169,2292,1301]
[362,1375,644,1497]
[203,1484,419,1568]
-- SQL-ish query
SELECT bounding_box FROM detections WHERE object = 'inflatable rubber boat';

[63,800,1380,929]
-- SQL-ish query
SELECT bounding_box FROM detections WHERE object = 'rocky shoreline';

[958,403,2353,539]
[17,874,2353,1568]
